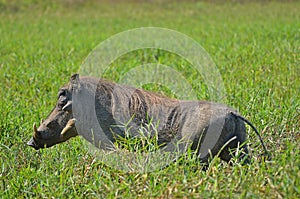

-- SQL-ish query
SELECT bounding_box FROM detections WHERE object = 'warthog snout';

[27,123,40,149]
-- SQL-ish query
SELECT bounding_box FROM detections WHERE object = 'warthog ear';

[62,100,72,112]
[70,74,79,84]
[70,74,80,92]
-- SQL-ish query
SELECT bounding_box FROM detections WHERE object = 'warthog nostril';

[27,138,40,150]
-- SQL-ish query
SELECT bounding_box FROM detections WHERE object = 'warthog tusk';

[33,122,38,139]
[61,118,76,135]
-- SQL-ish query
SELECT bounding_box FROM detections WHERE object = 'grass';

[0,0,299,198]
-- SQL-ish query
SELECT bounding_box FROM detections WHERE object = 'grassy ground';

[0,0,299,198]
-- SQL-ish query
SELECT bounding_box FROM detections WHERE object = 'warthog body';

[28,74,269,163]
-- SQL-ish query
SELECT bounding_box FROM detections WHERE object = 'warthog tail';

[230,112,271,161]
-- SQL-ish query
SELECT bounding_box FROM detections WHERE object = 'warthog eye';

[57,89,71,110]
[58,89,66,97]
[57,89,68,108]
[58,95,67,104]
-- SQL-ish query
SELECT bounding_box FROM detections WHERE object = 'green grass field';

[1,0,299,198]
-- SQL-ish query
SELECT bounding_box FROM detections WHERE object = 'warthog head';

[27,75,78,149]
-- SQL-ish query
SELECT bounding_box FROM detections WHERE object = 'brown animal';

[27,74,269,163]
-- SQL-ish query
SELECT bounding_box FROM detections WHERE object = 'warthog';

[27,74,270,163]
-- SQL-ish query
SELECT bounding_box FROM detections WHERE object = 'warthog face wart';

[27,82,78,149]
[28,74,270,163]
